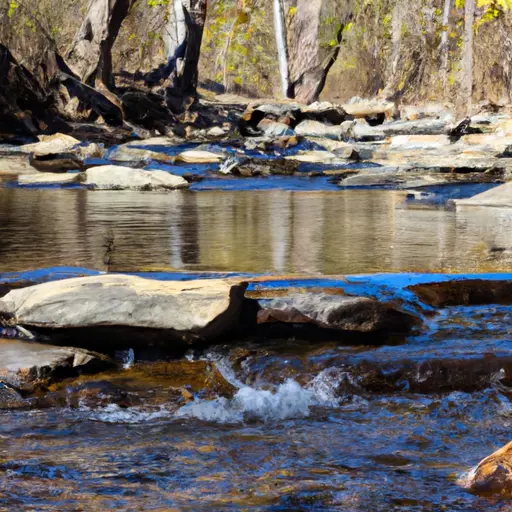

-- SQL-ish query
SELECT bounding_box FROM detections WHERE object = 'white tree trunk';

[440,0,451,71]
[273,0,290,98]
[461,0,474,115]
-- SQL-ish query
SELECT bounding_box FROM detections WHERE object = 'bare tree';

[163,0,207,111]
[66,0,135,89]
[286,0,351,104]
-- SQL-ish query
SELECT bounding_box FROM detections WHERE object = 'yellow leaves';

[8,1,18,18]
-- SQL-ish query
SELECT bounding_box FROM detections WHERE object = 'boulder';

[21,133,81,157]
[0,275,249,345]
[455,182,512,208]
[18,172,82,186]
[295,120,344,140]
[301,101,347,125]
[257,119,295,137]
[108,145,175,163]
[342,99,395,124]
[381,118,450,137]
[257,293,417,333]
[459,441,512,495]
[84,165,189,190]
[0,338,114,391]
[176,150,224,163]
[399,104,453,121]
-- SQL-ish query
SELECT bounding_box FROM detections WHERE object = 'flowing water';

[1,186,512,510]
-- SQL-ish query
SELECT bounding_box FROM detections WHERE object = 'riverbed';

[1,186,512,511]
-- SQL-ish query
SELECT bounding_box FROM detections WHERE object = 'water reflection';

[1,188,512,273]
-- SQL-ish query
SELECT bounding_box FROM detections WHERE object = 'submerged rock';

[409,279,512,306]
[455,182,512,208]
[459,441,512,495]
[0,338,113,391]
[0,275,249,346]
[257,294,417,333]
[84,165,189,190]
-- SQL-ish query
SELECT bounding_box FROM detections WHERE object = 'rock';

[84,165,189,191]
[257,293,417,333]
[381,118,450,137]
[284,151,336,163]
[21,133,81,157]
[339,169,407,188]
[28,152,85,173]
[408,279,512,306]
[0,338,113,391]
[108,145,175,163]
[0,275,249,345]
[206,126,229,138]
[348,120,386,141]
[0,155,35,175]
[302,101,347,124]
[389,135,452,149]
[257,119,295,137]
[399,104,453,121]
[176,150,224,163]
[459,441,512,495]
[295,120,344,140]
[0,382,25,409]
[455,182,512,208]
[342,99,395,124]
[18,172,82,186]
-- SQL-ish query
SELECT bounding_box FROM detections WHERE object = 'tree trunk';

[286,0,351,104]
[273,0,290,98]
[461,0,474,115]
[66,0,134,89]
[163,0,207,112]
[382,1,404,97]
[440,0,451,78]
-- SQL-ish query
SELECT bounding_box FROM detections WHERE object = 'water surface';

[1,188,511,273]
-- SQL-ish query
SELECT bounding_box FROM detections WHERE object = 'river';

[1,186,512,510]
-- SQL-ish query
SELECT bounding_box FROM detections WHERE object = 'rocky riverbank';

[2,97,512,205]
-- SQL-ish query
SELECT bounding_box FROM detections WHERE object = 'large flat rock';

[0,275,249,344]
[455,181,512,208]
[0,338,113,390]
[85,165,189,191]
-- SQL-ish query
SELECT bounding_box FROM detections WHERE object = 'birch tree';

[273,0,290,98]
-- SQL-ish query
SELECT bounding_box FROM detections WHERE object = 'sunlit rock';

[295,120,344,140]
[21,133,81,157]
[176,150,224,163]
[18,172,82,186]
[459,441,512,495]
[257,119,295,137]
[85,165,189,190]
[455,182,512,208]
[108,145,175,163]
[0,338,113,391]
[0,275,249,345]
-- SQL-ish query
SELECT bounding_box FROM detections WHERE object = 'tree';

[285,0,351,104]
[273,0,290,98]
[461,0,474,115]
[163,0,208,111]
[66,0,136,89]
